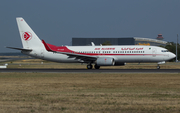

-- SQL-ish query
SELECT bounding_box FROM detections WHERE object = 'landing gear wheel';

[157,66,160,69]
[94,64,100,69]
[87,64,92,69]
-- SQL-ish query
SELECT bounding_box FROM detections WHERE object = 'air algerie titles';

[94,47,144,51]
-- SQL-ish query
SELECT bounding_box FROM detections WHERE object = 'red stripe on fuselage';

[47,43,73,52]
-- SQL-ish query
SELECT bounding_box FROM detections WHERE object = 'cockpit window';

[161,50,169,52]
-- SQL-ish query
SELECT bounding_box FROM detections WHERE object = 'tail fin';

[16,17,44,49]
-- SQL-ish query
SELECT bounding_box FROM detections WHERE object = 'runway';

[0,68,180,73]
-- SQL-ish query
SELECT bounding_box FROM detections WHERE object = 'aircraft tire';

[94,64,100,69]
[157,66,160,69]
[87,64,92,69]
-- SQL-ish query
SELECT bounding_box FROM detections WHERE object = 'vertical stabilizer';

[16,17,44,49]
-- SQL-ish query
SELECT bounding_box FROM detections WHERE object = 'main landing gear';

[87,64,93,69]
[87,64,100,69]
[94,64,100,69]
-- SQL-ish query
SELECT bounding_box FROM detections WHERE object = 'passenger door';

[152,48,157,57]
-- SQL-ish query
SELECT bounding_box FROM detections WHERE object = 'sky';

[0,0,180,52]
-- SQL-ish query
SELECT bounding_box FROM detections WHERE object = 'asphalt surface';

[0,68,180,73]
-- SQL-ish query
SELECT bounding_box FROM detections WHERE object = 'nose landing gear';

[157,61,165,69]
[157,65,160,69]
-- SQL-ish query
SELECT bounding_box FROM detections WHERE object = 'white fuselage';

[22,45,175,64]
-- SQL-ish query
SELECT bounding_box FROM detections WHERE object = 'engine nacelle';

[96,57,115,66]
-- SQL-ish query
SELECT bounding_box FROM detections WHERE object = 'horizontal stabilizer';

[6,47,32,51]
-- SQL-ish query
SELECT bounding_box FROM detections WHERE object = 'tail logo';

[22,32,32,41]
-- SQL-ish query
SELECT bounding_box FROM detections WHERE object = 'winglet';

[42,40,53,52]
[91,42,95,46]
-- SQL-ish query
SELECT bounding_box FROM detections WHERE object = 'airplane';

[7,17,176,69]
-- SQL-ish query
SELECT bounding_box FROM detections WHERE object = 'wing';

[42,40,97,62]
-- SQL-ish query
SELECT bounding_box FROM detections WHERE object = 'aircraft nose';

[170,52,176,59]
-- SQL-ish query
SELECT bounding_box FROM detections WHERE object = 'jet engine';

[96,57,115,66]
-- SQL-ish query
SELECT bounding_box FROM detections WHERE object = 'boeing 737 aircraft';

[7,17,176,69]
